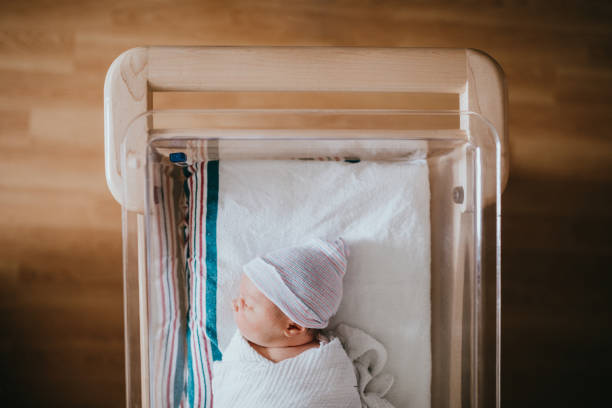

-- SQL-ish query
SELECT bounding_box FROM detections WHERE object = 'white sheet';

[215,159,431,407]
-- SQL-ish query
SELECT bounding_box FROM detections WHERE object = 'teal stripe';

[205,160,222,361]
[186,326,195,407]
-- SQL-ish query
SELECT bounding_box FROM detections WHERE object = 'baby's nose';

[232,297,244,312]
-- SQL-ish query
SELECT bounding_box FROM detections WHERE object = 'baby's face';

[232,274,288,346]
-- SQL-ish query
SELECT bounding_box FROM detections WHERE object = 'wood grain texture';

[1,0,611,406]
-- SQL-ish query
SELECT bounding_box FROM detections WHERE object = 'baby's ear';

[284,322,307,337]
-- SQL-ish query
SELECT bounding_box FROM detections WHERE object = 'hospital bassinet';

[104,47,508,408]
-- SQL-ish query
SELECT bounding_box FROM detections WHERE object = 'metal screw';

[453,186,464,204]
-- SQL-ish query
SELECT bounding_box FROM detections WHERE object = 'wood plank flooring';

[1,1,611,406]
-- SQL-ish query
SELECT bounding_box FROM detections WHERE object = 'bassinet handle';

[104,47,507,211]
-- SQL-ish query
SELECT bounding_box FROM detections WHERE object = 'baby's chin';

[234,311,282,347]
[235,318,263,345]
[237,327,266,347]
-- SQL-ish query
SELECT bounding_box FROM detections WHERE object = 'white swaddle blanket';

[213,330,361,408]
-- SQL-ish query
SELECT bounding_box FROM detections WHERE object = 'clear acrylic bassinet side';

[119,109,502,408]
[118,148,146,408]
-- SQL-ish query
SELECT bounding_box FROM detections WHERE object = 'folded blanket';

[212,330,361,408]
[333,324,395,408]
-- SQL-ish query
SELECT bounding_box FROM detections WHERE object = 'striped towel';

[181,161,222,408]
[148,164,187,408]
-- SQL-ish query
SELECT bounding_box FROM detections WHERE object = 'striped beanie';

[243,237,349,329]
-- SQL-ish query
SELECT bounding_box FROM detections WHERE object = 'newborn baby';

[212,237,361,408]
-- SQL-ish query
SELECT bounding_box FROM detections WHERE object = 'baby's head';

[232,237,349,347]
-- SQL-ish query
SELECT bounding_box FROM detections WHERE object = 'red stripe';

[203,334,213,407]
[166,173,179,407]
[190,325,199,405]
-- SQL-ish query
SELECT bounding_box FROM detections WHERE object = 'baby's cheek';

[235,309,253,331]
[236,313,260,342]
[234,307,244,322]
[233,308,245,329]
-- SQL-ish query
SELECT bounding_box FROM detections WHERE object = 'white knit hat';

[243,237,349,329]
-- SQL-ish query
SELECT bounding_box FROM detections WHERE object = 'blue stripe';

[186,326,195,408]
[205,160,222,361]
[196,310,207,406]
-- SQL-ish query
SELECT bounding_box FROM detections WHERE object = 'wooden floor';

[1,1,611,406]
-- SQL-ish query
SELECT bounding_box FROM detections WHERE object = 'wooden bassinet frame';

[104,47,507,408]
